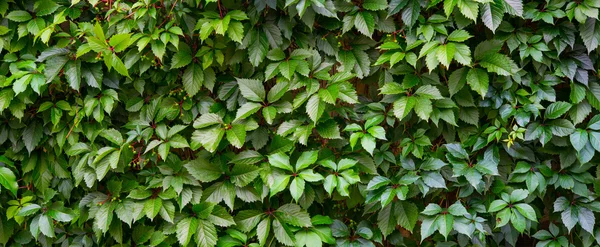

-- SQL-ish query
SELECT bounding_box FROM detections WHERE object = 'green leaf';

[580,18,600,53]
[307,94,325,123]
[380,82,405,94]
[110,53,130,77]
[510,189,529,202]
[17,204,41,217]
[377,204,397,236]
[256,218,271,245]
[436,43,456,68]
[171,50,193,69]
[445,143,469,159]
[453,43,472,66]
[496,208,511,228]
[267,81,289,103]
[447,30,472,42]
[248,31,268,66]
[436,213,454,240]
[296,151,318,171]
[268,153,293,172]
[354,11,375,36]
[316,120,342,139]
[415,85,443,100]
[100,129,123,145]
[235,102,262,121]
[35,0,60,16]
[578,207,595,234]
[488,200,508,212]
[177,218,198,246]
[503,0,523,16]
[289,177,305,201]
[237,78,265,102]
[511,209,527,233]
[363,0,387,10]
[230,164,261,187]
[191,127,225,152]
[6,10,32,22]
[270,174,291,197]
[22,122,43,154]
[0,167,18,197]
[420,217,438,242]
[367,176,391,190]
[361,134,376,155]
[279,60,297,80]
[276,203,312,227]
[393,96,416,120]
[185,157,222,182]
[481,1,504,32]
[367,126,387,140]
[514,203,537,222]
[208,206,236,227]
[183,64,204,96]
[227,21,245,44]
[262,106,277,125]
[273,219,295,246]
[422,204,443,216]
[549,119,575,137]
[560,206,578,232]
[144,198,162,219]
[396,201,419,232]
[38,214,55,238]
[570,129,588,151]
[13,74,33,95]
[402,0,421,27]
[196,220,218,247]
[466,68,489,99]
[479,53,516,76]
[414,97,433,120]
[545,101,572,119]
[0,89,14,112]
[226,124,246,148]
[64,60,81,90]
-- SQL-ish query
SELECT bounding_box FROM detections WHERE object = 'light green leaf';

[0,167,18,197]
[393,96,416,120]
[514,203,537,222]
[268,153,293,172]
[290,177,305,201]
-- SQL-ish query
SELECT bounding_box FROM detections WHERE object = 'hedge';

[0,0,600,246]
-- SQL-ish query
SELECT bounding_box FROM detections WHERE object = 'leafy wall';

[0,0,600,246]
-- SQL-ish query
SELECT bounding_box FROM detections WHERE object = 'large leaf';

[580,18,600,53]
[237,78,265,102]
[183,64,204,96]
[0,167,18,197]
[185,157,222,182]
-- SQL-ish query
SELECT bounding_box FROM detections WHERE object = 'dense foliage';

[2,0,600,246]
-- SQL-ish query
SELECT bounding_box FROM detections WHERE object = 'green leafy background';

[1,0,600,246]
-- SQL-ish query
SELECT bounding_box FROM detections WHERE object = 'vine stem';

[65,109,81,139]
[267,235,275,247]
[217,0,224,18]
